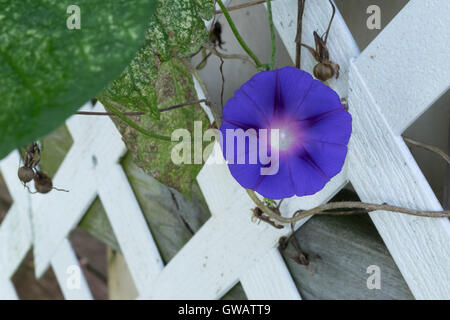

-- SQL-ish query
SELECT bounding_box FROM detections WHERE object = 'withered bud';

[313,63,335,82]
[34,171,53,194]
[18,166,35,183]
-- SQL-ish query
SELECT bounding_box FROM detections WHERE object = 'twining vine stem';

[247,134,450,224]
[216,0,264,69]
[76,99,208,116]
[247,189,450,225]
[266,0,276,70]
[201,44,257,68]
[295,0,306,69]
[100,96,172,142]
[219,56,225,109]
[214,0,269,14]
[403,136,450,165]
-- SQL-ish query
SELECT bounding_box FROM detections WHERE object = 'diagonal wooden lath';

[347,0,450,299]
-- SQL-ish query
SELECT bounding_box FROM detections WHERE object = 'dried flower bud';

[34,171,53,194]
[313,63,335,82]
[18,166,35,183]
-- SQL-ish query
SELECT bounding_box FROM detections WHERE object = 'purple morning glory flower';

[219,66,352,199]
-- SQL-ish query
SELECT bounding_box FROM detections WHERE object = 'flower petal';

[294,80,343,120]
[254,157,295,199]
[277,66,315,117]
[223,93,270,129]
[302,141,348,178]
[238,70,277,120]
[300,109,352,146]
[289,155,330,197]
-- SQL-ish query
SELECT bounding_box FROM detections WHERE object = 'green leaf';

[0,0,157,159]
[102,58,210,196]
[101,0,214,196]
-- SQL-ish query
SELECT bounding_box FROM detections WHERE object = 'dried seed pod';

[313,63,335,82]
[18,166,35,183]
[34,171,53,194]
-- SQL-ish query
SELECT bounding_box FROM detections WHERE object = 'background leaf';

[102,58,210,196]
[0,0,157,159]
[101,0,214,196]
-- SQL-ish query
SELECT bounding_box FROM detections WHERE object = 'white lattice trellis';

[0,0,449,300]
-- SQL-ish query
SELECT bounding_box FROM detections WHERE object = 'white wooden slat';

[345,0,450,300]
[31,101,165,295]
[50,238,93,300]
[240,248,301,300]
[0,151,32,279]
[197,144,240,218]
[0,279,18,300]
[0,204,32,278]
[353,0,450,134]
[32,145,97,277]
[193,76,215,123]
[97,163,164,294]
[348,63,450,299]
[33,102,120,277]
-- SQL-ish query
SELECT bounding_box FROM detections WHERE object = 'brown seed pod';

[34,171,53,194]
[313,63,335,82]
[18,166,35,183]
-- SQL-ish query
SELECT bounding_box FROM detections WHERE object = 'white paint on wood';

[240,248,301,300]
[32,103,99,277]
[349,64,450,299]
[0,151,32,279]
[346,0,450,299]
[98,162,164,294]
[50,239,93,300]
[353,0,450,134]
[0,279,18,300]
[31,102,164,296]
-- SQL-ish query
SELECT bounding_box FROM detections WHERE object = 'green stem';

[101,97,171,142]
[266,0,276,70]
[217,0,264,69]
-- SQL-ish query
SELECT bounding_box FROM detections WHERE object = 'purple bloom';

[219,66,352,199]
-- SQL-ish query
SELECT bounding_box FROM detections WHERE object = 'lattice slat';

[50,239,93,300]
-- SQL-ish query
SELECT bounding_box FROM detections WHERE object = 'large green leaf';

[101,0,214,196]
[0,0,157,159]
[102,58,210,196]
